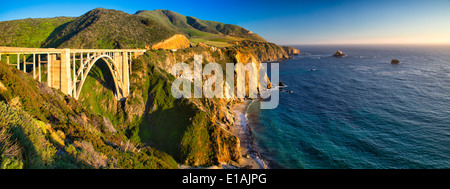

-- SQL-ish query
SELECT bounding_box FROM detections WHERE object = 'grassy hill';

[0,60,177,169]
[42,8,176,49]
[0,8,273,49]
[135,9,267,47]
[0,17,74,48]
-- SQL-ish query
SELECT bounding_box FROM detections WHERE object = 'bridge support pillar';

[122,52,129,99]
[49,49,72,96]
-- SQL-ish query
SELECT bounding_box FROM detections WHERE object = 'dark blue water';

[248,45,450,169]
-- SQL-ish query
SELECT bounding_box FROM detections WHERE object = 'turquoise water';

[248,45,450,169]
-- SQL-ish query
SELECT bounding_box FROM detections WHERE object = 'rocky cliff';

[282,46,301,55]
[150,34,192,50]
[74,39,296,166]
[230,40,294,62]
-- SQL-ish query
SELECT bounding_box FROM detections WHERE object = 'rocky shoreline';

[179,100,268,169]
[231,100,268,169]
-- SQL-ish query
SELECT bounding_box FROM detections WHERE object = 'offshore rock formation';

[150,34,192,50]
[333,50,346,57]
[391,59,401,64]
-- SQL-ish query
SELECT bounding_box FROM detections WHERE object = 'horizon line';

[279,42,450,46]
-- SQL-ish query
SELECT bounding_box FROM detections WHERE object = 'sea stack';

[391,59,401,64]
[333,50,346,57]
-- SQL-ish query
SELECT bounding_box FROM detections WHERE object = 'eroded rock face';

[232,40,291,62]
[282,46,301,55]
[333,50,346,57]
[123,43,284,166]
[150,34,191,50]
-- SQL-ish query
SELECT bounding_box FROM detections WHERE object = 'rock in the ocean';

[333,51,346,57]
[279,81,286,87]
[391,59,401,64]
[333,50,346,57]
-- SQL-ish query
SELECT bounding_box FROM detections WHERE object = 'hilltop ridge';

[135,9,267,47]
[42,8,176,49]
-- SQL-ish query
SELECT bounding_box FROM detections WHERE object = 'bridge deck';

[0,46,146,54]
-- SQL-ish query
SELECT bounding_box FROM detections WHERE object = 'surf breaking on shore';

[232,100,269,169]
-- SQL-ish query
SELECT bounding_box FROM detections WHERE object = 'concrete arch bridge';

[0,47,146,100]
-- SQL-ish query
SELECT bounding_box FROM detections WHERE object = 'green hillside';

[0,8,270,49]
[0,61,177,169]
[42,8,176,49]
[135,9,267,47]
[0,17,74,48]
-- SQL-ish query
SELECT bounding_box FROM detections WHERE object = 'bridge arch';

[74,54,123,100]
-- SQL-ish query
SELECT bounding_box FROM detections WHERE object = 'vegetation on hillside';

[0,7,300,169]
[0,17,74,48]
[42,8,176,49]
[0,61,177,169]
[78,47,241,166]
[126,51,240,166]
[135,9,267,47]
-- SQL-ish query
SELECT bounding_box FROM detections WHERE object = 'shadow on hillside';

[41,21,73,48]
[9,124,94,169]
[8,125,43,168]
[138,96,193,163]
[84,59,116,94]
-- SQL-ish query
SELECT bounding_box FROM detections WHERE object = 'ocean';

[247,45,450,169]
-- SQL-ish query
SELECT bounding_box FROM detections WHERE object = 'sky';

[1,0,450,45]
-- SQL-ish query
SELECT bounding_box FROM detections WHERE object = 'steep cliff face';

[124,51,241,166]
[150,34,192,50]
[282,46,301,55]
[119,41,287,166]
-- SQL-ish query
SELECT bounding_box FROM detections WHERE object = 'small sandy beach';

[230,100,268,169]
